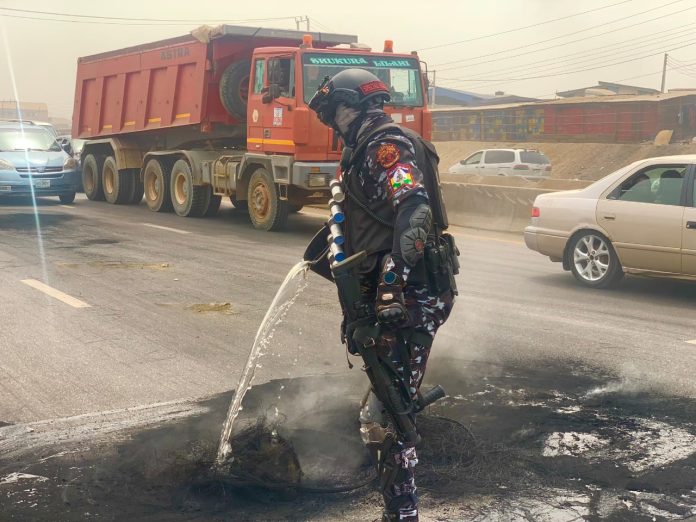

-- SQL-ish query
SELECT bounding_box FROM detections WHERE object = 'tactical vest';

[341,123,449,277]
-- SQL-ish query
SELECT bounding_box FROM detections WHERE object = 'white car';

[449,148,551,179]
[524,155,696,288]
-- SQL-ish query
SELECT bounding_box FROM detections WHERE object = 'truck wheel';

[247,167,288,231]
[82,154,104,201]
[205,192,222,217]
[170,159,208,217]
[230,196,248,211]
[219,60,250,121]
[143,159,172,212]
[128,170,144,204]
[289,204,303,213]
[102,156,133,204]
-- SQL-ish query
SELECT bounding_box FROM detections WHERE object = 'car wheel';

[58,192,76,204]
[568,231,624,289]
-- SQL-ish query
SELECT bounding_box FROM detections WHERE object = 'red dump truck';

[73,25,431,230]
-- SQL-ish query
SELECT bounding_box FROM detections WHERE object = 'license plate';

[35,179,50,189]
[0,185,11,192]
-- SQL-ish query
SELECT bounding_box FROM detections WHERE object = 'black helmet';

[308,68,391,126]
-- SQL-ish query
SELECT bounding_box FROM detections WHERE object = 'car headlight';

[0,159,15,171]
[63,157,77,170]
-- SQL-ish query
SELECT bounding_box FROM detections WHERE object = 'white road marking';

[59,205,75,209]
[686,340,696,345]
[142,223,191,235]
[21,279,91,308]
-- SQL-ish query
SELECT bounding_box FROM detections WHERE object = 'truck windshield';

[302,53,424,107]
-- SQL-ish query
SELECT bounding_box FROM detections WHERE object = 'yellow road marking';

[21,279,90,308]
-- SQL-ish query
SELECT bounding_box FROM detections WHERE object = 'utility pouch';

[424,233,460,296]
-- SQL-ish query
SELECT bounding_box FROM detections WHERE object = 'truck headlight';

[0,159,15,171]
[63,157,77,170]
[308,173,329,187]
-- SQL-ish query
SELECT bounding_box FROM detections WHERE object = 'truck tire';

[247,167,288,231]
[205,191,222,217]
[143,159,172,212]
[82,154,104,201]
[219,60,250,121]
[289,204,303,213]
[102,156,133,204]
[230,196,248,211]
[170,159,208,217]
[128,170,144,204]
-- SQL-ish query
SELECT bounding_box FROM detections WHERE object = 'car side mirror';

[262,84,281,103]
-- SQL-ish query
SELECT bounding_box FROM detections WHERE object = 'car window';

[613,165,687,206]
[483,150,515,164]
[520,151,550,164]
[253,58,265,94]
[462,152,483,165]
[0,128,62,152]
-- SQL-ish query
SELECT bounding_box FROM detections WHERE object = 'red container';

[72,26,355,139]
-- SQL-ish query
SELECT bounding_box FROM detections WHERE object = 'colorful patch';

[359,80,388,95]
[376,143,400,169]
[386,163,415,194]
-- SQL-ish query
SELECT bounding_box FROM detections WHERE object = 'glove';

[376,283,410,329]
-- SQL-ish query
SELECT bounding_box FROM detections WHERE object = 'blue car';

[0,122,80,203]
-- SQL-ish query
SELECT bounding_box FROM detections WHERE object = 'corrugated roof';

[430,89,696,113]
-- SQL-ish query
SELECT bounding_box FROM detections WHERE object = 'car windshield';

[520,151,550,164]
[302,53,424,107]
[0,128,62,152]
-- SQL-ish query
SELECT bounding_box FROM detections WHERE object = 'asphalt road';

[1,194,695,424]
[2,194,696,521]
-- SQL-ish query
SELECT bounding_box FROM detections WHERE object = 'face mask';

[333,103,360,136]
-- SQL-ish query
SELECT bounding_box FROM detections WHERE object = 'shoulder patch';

[386,163,415,196]
[375,143,400,169]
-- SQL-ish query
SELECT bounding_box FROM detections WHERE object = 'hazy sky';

[1,0,695,119]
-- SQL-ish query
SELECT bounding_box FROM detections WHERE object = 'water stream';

[215,260,311,465]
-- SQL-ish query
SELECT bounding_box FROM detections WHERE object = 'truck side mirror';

[262,83,281,103]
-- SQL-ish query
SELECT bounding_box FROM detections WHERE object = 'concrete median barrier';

[442,182,556,232]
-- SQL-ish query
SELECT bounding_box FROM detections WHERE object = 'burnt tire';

[82,154,104,201]
[102,156,133,205]
[143,159,172,212]
[219,60,250,121]
[247,167,288,231]
[567,231,624,289]
[58,192,76,204]
[170,159,208,217]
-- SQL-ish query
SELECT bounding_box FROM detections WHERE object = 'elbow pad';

[399,203,432,267]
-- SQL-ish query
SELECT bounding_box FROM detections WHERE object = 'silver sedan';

[524,155,696,288]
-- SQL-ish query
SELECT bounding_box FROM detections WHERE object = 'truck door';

[247,57,267,152]
[264,57,296,153]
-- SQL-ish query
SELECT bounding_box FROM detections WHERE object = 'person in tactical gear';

[307,68,456,522]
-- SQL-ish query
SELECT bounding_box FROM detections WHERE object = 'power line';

[437,22,696,84]
[438,38,696,90]
[438,24,696,86]
[417,0,634,51]
[433,0,692,71]
[0,6,299,25]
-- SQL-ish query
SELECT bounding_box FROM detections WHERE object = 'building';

[429,86,540,107]
[556,81,660,98]
[432,90,696,143]
[0,101,49,121]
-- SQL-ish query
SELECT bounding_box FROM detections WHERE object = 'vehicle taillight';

[531,206,540,218]
[513,164,530,170]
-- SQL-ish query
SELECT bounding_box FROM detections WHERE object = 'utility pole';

[431,70,437,108]
[661,53,668,93]
[295,16,310,31]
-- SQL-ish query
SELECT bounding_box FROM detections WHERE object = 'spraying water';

[215,260,311,465]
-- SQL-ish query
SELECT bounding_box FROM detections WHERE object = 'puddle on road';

[1,359,695,521]
[188,302,235,314]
